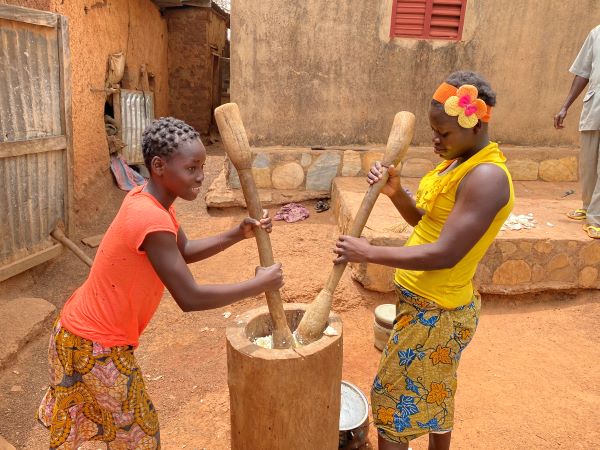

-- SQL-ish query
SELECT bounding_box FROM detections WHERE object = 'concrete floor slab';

[0,298,56,369]
[0,435,16,450]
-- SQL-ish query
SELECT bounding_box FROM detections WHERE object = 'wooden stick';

[214,103,294,349]
[50,220,93,267]
[295,111,416,344]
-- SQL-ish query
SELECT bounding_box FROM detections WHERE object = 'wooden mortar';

[226,303,343,450]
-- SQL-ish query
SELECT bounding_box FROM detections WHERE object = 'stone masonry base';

[206,145,579,208]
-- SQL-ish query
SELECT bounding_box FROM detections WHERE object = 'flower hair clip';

[433,82,492,128]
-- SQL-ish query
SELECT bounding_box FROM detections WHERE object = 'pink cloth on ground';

[273,203,310,223]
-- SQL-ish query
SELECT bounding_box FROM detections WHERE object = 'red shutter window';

[390,0,467,41]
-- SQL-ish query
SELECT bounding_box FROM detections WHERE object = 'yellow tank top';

[394,142,514,308]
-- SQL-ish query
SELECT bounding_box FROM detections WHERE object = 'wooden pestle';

[295,111,416,344]
[214,103,294,349]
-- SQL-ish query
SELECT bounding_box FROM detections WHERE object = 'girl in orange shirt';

[38,117,283,449]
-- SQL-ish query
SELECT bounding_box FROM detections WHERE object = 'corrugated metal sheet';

[120,89,154,165]
[0,150,65,263]
[0,18,63,142]
[0,9,70,274]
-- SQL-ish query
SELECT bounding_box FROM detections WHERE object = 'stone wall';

[349,235,600,295]
[479,239,600,293]
[231,0,600,147]
[166,7,228,135]
[329,178,600,295]
[206,145,580,207]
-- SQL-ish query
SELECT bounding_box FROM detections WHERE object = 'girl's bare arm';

[142,231,283,312]
[176,210,272,264]
[368,161,424,226]
[387,187,425,227]
[334,164,510,270]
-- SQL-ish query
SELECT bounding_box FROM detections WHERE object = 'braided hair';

[142,117,200,170]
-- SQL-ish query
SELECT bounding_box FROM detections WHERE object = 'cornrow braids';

[142,117,200,169]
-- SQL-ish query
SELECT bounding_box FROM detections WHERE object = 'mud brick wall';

[166,7,227,135]
[4,0,170,227]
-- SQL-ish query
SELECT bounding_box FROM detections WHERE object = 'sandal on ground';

[315,200,330,213]
[567,209,587,220]
[583,224,600,239]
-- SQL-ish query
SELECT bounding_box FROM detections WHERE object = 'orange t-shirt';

[60,185,179,347]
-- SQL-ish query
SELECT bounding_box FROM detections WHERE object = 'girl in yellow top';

[334,71,514,450]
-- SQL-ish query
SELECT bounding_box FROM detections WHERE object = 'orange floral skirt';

[371,285,480,443]
[37,319,160,449]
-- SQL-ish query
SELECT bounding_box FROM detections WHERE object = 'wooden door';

[0,5,73,282]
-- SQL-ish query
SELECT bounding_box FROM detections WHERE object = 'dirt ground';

[1,146,599,449]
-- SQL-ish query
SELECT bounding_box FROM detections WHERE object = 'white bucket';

[373,303,396,351]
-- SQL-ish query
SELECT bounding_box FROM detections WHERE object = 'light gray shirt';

[570,25,600,131]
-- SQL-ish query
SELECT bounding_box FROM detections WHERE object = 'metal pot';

[339,380,370,449]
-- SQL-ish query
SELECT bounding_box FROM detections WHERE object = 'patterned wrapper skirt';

[37,319,160,449]
[371,285,480,444]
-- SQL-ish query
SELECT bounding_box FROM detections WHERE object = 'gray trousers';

[581,130,600,226]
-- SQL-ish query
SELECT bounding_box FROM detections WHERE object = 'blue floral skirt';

[371,285,480,443]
